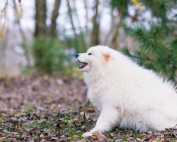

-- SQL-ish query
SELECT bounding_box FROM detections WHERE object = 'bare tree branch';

[13,0,30,66]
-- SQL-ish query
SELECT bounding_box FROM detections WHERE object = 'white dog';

[76,45,177,137]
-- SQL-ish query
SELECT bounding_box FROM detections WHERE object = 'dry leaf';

[0,137,6,141]
[142,133,152,141]
[40,133,45,138]
[92,131,108,142]
[56,120,67,125]
[41,139,47,142]
[76,140,87,142]
[50,137,58,140]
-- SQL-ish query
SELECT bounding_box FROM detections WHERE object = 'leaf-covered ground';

[0,74,177,142]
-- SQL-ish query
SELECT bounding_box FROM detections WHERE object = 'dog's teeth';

[78,62,88,69]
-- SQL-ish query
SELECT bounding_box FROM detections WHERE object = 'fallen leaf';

[0,137,6,141]
[56,120,67,125]
[92,131,108,142]
[21,132,27,139]
[142,133,152,141]
[76,140,87,142]
[40,133,45,138]
[50,137,58,140]
[41,139,47,142]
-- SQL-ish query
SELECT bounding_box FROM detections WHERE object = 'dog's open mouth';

[78,61,88,69]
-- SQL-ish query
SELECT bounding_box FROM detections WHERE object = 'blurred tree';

[33,0,64,73]
[34,0,62,37]
[49,0,61,37]
[110,0,133,49]
[90,0,100,46]
[84,0,89,35]
[121,0,177,82]
[0,1,8,69]
[13,0,30,66]
[0,1,7,39]
[33,0,88,73]
[66,0,85,53]
[66,0,77,37]
[34,0,47,36]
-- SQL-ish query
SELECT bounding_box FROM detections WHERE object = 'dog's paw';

[82,132,93,138]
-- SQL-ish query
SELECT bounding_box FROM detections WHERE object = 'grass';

[62,124,84,141]
[23,113,85,141]
[131,124,143,139]
[28,120,50,129]
[132,133,143,139]
[26,106,37,112]
[53,115,61,121]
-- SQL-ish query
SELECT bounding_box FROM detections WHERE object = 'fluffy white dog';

[76,45,177,137]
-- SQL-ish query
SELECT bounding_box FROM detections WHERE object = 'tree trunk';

[111,10,123,50]
[66,0,83,52]
[104,7,115,46]
[84,0,89,35]
[66,0,76,36]
[90,0,100,46]
[73,2,82,34]
[49,0,61,37]
[34,0,47,37]
[13,0,30,66]
[0,29,8,77]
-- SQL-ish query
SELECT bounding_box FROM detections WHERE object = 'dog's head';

[76,45,112,72]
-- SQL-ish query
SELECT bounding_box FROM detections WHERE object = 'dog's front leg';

[82,107,119,138]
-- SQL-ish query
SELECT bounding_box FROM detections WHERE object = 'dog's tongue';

[79,62,88,68]
[81,63,87,67]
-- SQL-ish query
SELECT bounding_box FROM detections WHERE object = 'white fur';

[76,45,177,137]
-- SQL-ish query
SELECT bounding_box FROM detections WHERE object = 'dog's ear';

[102,52,111,62]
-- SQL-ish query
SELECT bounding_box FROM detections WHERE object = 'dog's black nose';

[76,54,79,58]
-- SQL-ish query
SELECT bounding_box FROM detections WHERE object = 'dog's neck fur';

[84,69,103,88]
[84,61,111,84]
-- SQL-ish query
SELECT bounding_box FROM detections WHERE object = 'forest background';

[0,0,177,141]
[0,0,176,82]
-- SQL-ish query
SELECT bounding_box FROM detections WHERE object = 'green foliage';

[109,0,129,18]
[110,0,129,9]
[32,35,84,78]
[132,124,138,134]
[63,33,87,53]
[28,120,50,129]
[121,0,177,82]
[32,36,69,74]
[144,0,177,23]
[122,24,177,82]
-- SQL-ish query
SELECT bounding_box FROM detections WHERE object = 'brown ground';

[0,74,177,142]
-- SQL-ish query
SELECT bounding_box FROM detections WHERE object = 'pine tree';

[110,0,177,82]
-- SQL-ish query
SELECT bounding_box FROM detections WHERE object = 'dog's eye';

[88,53,92,55]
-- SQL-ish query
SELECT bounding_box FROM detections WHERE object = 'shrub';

[32,36,68,74]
